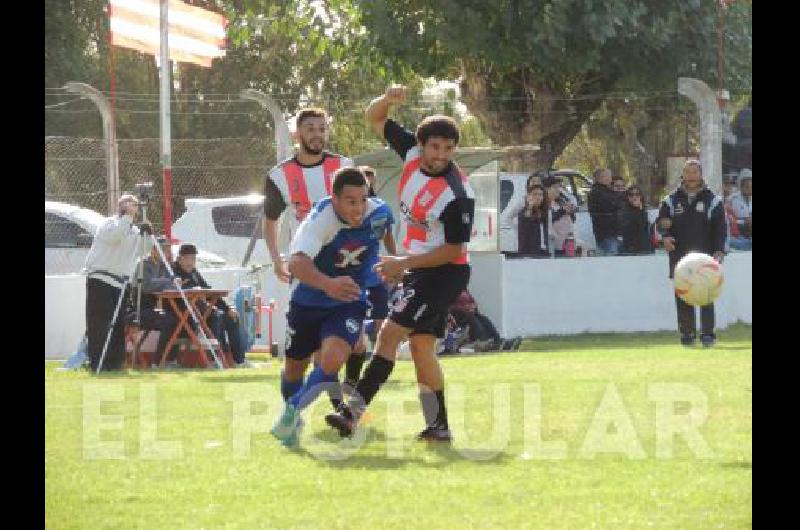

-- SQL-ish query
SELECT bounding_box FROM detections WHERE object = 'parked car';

[45,200,227,275]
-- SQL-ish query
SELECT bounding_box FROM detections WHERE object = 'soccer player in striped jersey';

[262,107,354,405]
[326,85,475,443]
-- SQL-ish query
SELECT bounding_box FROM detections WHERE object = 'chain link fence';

[45,88,751,274]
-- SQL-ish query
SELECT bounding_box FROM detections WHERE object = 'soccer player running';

[271,167,393,447]
[326,85,475,442]
[262,108,355,404]
[341,166,397,398]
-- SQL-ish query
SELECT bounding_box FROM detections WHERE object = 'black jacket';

[619,203,653,255]
[587,183,621,241]
[517,209,550,257]
[657,185,726,277]
[172,264,230,313]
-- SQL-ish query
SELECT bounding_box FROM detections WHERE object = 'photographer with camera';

[82,193,153,372]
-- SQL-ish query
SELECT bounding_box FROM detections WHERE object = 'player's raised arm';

[365,85,407,137]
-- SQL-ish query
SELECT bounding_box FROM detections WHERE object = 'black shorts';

[388,264,471,338]
[366,283,390,320]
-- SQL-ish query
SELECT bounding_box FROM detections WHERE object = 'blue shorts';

[366,283,390,320]
[284,301,368,360]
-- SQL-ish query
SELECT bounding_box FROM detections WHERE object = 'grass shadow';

[295,427,515,470]
[199,373,280,383]
[719,460,752,469]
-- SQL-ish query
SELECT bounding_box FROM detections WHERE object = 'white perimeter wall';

[469,252,752,337]
[45,253,752,356]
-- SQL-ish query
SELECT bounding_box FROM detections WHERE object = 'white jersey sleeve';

[289,203,342,260]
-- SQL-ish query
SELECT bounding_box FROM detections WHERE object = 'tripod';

[95,222,225,373]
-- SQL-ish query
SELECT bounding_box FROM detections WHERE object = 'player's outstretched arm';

[288,252,361,302]
[374,243,464,283]
[365,85,407,137]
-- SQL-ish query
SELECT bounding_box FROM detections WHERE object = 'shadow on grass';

[720,460,752,469]
[199,373,280,383]
[292,428,514,470]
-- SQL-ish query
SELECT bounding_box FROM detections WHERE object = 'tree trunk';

[459,64,616,172]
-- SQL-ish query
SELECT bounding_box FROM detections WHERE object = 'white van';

[172,195,267,266]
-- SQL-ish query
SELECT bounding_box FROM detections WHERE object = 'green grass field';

[45,324,752,529]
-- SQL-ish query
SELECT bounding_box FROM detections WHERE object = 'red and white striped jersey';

[398,146,475,265]
[266,152,353,249]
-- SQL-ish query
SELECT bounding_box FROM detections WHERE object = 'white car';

[45,200,227,275]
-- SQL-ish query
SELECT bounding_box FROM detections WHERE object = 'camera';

[135,182,155,206]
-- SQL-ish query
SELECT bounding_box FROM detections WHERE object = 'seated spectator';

[544,175,579,257]
[446,289,518,353]
[500,183,552,258]
[728,172,752,250]
[171,243,249,367]
[139,235,180,365]
[588,168,622,255]
[722,172,738,201]
[619,185,653,255]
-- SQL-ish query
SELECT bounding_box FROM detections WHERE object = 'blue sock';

[288,365,338,411]
[280,372,303,402]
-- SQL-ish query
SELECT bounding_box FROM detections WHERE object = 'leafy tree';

[355,0,752,169]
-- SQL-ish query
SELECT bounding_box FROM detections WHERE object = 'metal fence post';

[63,82,120,216]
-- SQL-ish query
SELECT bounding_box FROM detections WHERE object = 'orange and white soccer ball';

[674,252,724,306]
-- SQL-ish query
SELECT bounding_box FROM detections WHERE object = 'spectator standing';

[500,183,551,258]
[656,159,726,348]
[619,185,653,255]
[728,172,752,250]
[82,194,150,372]
[588,168,622,255]
[544,175,578,257]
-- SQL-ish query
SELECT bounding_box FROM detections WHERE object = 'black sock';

[350,355,394,415]
[435,390,448,428]
[345,351,367,385]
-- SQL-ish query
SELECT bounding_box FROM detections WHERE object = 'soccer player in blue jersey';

[340,166,397,400]
[270,167,393,447]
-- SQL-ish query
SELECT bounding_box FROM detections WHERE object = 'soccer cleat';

[270,404,301,445]
[280,416,304,448]
[417,422,452,443]
[700,334,716,348]
[325,405,356,438]
[680,335,696,347]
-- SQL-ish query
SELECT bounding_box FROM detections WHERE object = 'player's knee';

[283,358,309,381]
[376,321,407,352]
[320,338,350,374]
